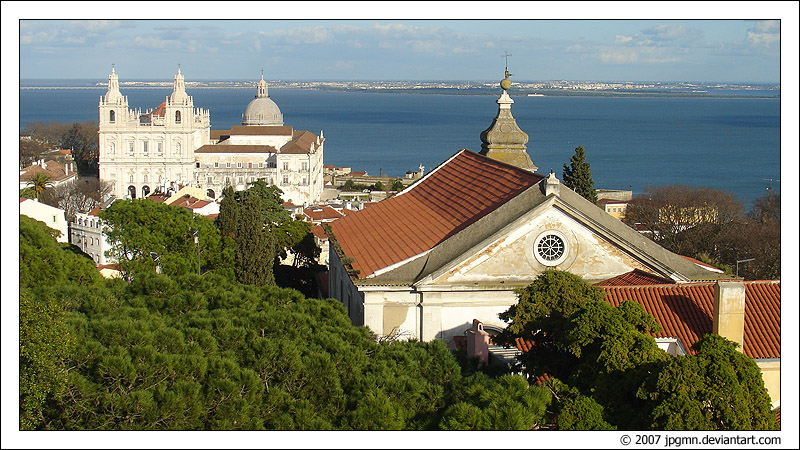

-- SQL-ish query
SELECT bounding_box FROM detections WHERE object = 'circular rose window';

[533,231,569,266]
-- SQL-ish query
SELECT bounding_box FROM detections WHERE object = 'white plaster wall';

[20,200,68,243]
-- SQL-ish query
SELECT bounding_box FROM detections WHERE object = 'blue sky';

[7,2,794,83]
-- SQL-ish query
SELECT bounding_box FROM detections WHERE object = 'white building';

[20,198,69,243]
[70,203,114,265]
[98,68,324,205]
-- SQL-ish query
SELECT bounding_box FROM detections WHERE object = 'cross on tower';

[502,51,513,79]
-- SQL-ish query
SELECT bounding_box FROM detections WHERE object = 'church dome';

[242,75,283,126]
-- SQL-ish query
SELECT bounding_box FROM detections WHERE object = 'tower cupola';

[479,68,537,172]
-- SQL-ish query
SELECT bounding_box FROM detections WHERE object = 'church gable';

[422,199,655,286]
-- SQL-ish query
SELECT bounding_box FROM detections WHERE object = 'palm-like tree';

[24,172,53,201]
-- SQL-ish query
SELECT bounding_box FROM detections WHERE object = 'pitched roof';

[680,255,725,273]
[20,160,75,183]
[304,206,344,222]
[328,149,545,279]
[602,281,780,359]
[595,269,675,286]
[280,130,322,155]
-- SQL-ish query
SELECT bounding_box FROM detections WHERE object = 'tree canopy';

[498,270,777,430]
[624,185,778,280]
[562,146,598,204]
[99,198,228,279]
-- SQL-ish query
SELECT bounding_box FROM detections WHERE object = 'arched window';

[109,110,115,123]
[142,185,151,197]
[128,185,137,199]
[175,111,182,124]
[175,142,181,155]
[207,189,215,199]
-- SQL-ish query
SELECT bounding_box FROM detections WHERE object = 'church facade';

[98,68,324,205]
[326,73,730,343]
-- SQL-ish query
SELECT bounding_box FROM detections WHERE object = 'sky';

[6,2,795,83]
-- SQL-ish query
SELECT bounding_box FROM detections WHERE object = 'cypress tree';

[562,146,598,204]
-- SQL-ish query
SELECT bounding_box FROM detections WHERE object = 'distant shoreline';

[18,85,780,99]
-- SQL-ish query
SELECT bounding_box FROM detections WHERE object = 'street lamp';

[190,227,200,275]
[149,252,162,274]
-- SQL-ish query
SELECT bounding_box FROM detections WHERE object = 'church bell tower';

[479,65,537,172]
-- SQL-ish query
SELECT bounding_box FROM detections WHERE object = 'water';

[19,86,780,208]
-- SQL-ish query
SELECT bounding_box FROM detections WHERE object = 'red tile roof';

[595,269,675,286]
[281,130,322,155]
[328,149,545,278]
[311,224,329,240]
[602,281,780,359]
[304,206,344,222]
[506,281,779,360]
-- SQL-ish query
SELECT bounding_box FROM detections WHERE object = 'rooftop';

[328,149,544,278]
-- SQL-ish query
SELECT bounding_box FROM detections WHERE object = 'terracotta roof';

[328,149,545,278]
[341,208,357,216]
[87,206,102,216]
[230,125,293,136]
[304,206,344,222]
[20,160,74,183]
[311,224,329,240]
[595,269,675,286]
[280,130,321,155]
[504,280,779,361]
[602,281,780,359]
[194,144,279,154]
[680,255,725,273]
[151,101,167,117]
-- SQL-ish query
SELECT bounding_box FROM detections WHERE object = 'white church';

[98,67,324,205]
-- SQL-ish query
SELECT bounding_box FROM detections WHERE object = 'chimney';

[466,319,491,365]
[713,280,746,352]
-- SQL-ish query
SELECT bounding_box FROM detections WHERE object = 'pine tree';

[562,146,598,204]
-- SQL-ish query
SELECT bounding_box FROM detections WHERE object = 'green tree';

[439,373,550,430]
[19,216,102,429]
[22,172,54,202]
[234,193,275,286]
[391,179,405,191]
[100,198,228,278]
[639,335,778,430]
[562,146,598,204]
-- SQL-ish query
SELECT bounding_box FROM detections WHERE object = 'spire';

[256,71,269,98]
[103,64,124,104]
[169,65,190,104]
[479,62,537,172]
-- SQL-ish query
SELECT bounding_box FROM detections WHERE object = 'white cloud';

[745,20,780,47]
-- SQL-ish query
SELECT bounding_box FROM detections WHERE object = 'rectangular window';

[214,162,219,168]
[237,162,242,168]
[157,142,163,154]
[129,142,134,155]
[227,162,231,168]
[283,162,289,170]
[238,177,243,184]
[208,177,212,184]
[282,175,289,184]
[302,162,308,171]
[143,141,148,153]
